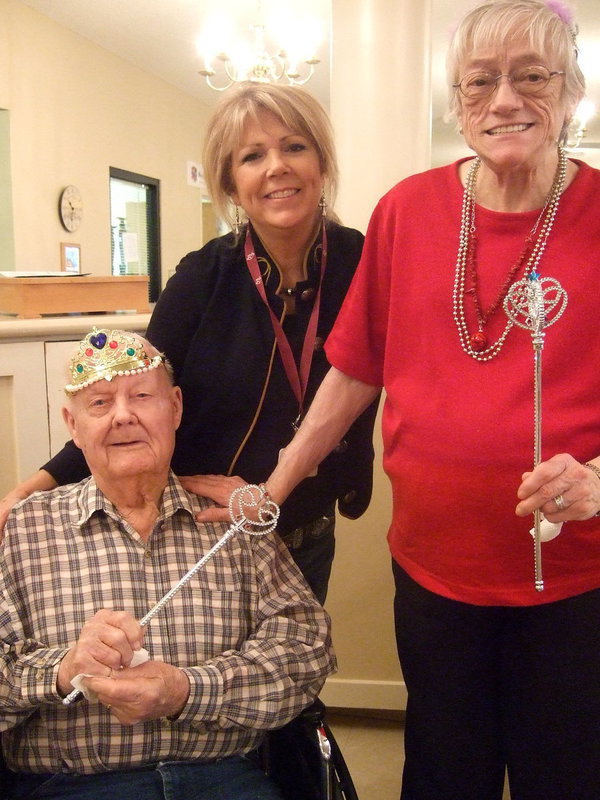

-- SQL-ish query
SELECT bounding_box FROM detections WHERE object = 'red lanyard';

[244,225,327,427]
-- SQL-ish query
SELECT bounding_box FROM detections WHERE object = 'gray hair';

[446,0,585,141]
[202,82,339,230]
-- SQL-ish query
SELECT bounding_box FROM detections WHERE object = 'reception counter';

[0,311,151,342]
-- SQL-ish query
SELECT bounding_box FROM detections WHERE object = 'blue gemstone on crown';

[90,332,107,349]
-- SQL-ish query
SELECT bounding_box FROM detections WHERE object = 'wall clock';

[59,185,83,232]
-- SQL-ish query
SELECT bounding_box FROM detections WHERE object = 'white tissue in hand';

[70,647,150,700]
[128,648,150,667]
[529,518,563,542]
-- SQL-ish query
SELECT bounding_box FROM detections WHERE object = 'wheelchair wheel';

[261,699,359,800]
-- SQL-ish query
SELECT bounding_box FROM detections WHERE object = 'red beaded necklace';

[466,230,534,351]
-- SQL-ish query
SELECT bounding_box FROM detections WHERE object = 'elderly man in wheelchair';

[0,329,337,800]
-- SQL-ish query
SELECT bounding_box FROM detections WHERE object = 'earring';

[234,205,241,236]
[318,189,327,218]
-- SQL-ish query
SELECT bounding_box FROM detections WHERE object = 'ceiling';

[18,0,332,110]
[17,0,599,159]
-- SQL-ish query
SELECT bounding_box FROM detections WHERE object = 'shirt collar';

[75,472,198,528]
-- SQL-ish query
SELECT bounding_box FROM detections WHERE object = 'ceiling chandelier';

[197,3,321,91]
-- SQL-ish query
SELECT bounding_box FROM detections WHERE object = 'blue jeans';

[4,756,285,800]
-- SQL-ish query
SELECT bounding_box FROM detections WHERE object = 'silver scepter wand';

[62,484,279,705]
[504,272,568,591]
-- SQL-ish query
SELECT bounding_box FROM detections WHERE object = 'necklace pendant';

[470,330,487,352]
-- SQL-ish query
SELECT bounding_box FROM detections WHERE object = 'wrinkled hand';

[1,470,59,540]
[84,659,190,725]
[57,610,144,696]
[0,488,29,539]
[179,473,247,523]
[516,453,600,521]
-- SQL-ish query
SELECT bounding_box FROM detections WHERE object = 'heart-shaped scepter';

[504,272,568,592]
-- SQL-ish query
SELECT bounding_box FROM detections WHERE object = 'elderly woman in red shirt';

[264,2,600,798]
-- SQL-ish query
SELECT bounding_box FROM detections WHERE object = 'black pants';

[392,560,600,800]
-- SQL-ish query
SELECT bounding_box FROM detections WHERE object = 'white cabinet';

[0,342,50,496]
[0,340,81,497]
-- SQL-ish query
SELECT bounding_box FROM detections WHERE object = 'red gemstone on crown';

[470,331,487,352]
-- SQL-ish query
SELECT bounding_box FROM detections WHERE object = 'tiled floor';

[327,711,404,800]
[326,711,511,800]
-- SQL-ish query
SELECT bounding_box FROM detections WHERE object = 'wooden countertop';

[0,275,151,319]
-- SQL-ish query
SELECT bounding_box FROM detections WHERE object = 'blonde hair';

[202,82,339,230]
[447,0,585,140]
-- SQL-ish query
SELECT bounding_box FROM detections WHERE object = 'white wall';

[0,0,211,279]
[319,0,433,709]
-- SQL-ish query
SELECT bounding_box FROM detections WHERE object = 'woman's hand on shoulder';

[0,488,27,538]
[516,453,600,521]
[179,473,247,523]
[0,469,59,539]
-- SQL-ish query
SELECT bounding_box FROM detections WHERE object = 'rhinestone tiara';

[65,328,164,394]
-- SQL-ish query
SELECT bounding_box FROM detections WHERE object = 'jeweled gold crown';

[65,328,164,394]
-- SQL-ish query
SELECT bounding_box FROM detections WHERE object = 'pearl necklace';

[452,146,567,362]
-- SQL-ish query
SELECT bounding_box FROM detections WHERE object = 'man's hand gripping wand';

[62,484,279,705]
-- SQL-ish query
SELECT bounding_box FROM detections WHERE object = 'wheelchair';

[261,698,359,800]
[0,700,358,800]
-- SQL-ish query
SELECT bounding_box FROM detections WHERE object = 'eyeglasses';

[453,65,565,99]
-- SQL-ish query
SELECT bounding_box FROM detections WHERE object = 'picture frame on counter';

[60,243,81,274]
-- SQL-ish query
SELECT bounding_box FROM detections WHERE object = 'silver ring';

[554,494,565,511]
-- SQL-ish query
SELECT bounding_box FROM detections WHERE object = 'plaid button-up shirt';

[0,474,335,774]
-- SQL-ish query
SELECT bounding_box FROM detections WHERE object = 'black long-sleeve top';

[43,222,379,534]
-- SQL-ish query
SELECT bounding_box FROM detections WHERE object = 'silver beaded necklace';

[452,146,567,362]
